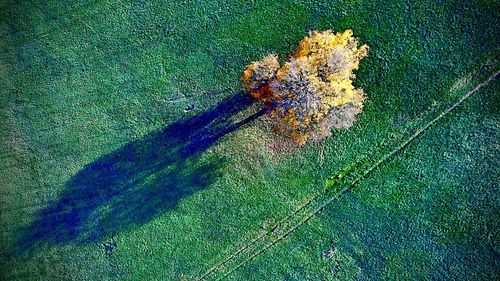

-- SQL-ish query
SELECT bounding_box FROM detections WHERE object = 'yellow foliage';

[241,30,369,144]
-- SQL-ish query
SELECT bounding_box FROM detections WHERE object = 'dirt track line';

[352,69,499,186]
[200,67,499,280]
[197,183,331,280]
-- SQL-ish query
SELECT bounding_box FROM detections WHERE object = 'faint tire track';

[199,64,499,280]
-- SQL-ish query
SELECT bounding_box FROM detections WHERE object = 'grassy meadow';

[0,0,499,280]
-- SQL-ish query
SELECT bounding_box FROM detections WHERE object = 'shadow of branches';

[17,91,264,253]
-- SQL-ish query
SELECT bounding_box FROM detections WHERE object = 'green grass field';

[1,0,499,280]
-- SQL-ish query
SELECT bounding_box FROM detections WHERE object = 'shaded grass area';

[15,92,263,253]
[0,0,498,279]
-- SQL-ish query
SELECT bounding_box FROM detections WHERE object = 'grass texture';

[0,0,499,280]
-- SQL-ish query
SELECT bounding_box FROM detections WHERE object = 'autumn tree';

[242,29,369,145]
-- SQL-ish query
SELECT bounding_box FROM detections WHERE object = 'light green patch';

[383,248,434,281]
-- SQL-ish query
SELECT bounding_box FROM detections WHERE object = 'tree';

[241,29,369,145]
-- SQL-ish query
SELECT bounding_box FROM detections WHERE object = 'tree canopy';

[242,30,369,144]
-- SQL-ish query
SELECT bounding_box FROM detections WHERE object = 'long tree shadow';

[17,91,265,253]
